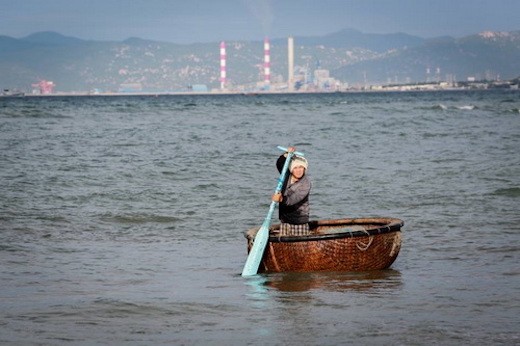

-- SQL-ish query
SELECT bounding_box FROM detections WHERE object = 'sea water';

[0,91,519,345]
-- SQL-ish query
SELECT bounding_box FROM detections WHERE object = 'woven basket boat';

[244,217,403,273]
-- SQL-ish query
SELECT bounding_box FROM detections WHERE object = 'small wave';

[195,183,219,190]
[1,108,72,118]
[99,213,180,224]
[90,299,236,318]
[112,142,142,147]
[433,104,448,110]
[415,104,448,111]
[36,215,70,223]
[503,271,519,276]
[0,244,29,252]
[456,105,477,110]
[492,187,520,198]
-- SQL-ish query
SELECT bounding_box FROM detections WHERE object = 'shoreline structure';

[3,81,518,98]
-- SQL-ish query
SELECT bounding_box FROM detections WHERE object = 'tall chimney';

[288,36,294,91]
[264,37,270,86]
[220,41,226,90]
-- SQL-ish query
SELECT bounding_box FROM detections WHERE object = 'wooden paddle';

[241,146,304,276]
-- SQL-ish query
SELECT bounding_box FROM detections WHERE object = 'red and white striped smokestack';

[264,37,270,85]
[220,41,226,90]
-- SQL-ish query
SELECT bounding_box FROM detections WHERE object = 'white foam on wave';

[457,105,476,110]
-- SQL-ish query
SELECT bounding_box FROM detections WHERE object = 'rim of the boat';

[244,217,404,243]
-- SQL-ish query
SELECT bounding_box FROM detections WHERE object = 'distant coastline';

[3,80,517,98]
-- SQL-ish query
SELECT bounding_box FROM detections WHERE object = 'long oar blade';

[240,213,272,276]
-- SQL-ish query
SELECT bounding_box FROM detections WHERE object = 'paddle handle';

[259,150,294,227]
[273,150,295,194]
[277,145,305,157]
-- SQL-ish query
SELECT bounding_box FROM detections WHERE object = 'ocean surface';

[1,90,519,345]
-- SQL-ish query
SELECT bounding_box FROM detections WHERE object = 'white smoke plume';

[243,0,274,36]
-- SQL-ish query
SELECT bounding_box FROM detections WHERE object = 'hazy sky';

[1,0,519,43]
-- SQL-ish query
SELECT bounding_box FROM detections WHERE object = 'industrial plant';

[213,36,344,94]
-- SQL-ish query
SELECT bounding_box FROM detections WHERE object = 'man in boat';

[272,147,311,236]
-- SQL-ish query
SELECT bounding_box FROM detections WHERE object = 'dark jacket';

[276,155,311,224]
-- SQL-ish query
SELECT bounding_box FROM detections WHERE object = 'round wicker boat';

[244,217,403,273]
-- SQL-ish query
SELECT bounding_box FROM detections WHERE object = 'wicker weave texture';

[249,231,401,273]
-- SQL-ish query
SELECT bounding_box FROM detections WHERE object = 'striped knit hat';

[290,155,308,172]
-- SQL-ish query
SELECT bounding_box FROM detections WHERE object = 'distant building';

[313,69,339,90]
[31,80,55,94]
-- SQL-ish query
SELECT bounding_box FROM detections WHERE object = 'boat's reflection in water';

[265,269,402,292]
[244,269,402,298]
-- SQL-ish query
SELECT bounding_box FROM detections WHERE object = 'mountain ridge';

[1,29,519,92]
